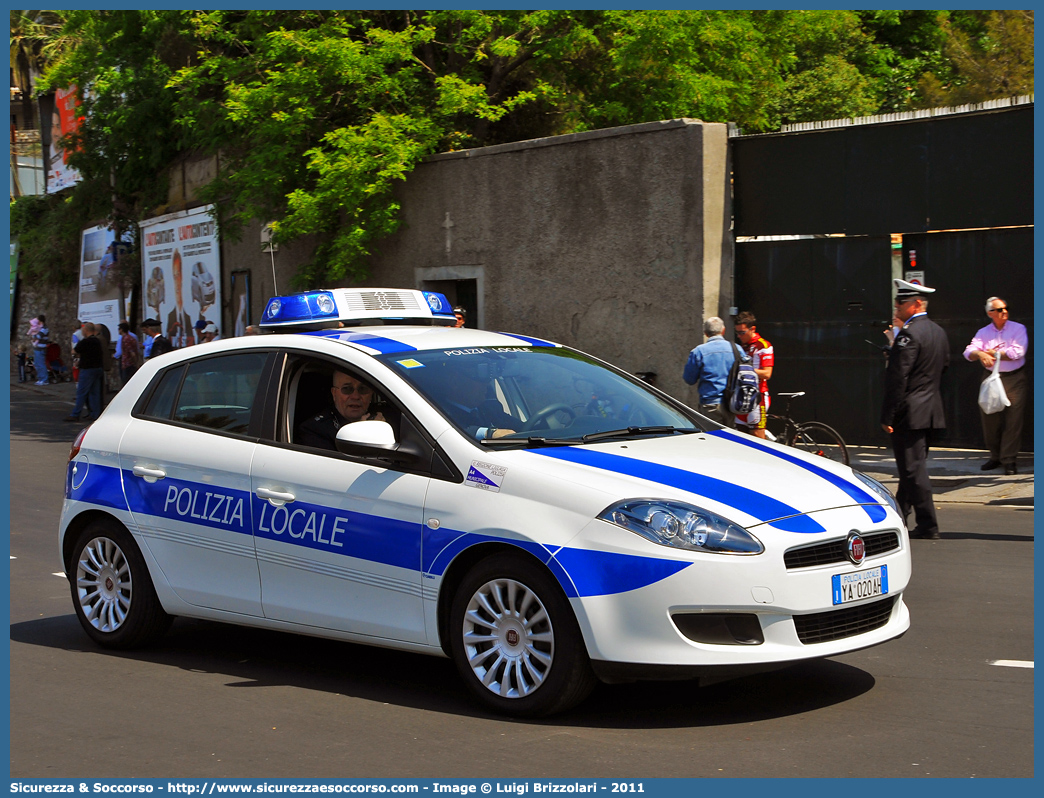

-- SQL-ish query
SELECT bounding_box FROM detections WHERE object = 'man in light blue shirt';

[683,316,737,425]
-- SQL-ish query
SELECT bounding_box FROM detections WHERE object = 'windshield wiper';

[479,436,584,448]
[580,426,696,443]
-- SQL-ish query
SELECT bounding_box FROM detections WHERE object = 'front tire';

[69,520,172,649]
[449,553,596,717]
[789,421,849,465]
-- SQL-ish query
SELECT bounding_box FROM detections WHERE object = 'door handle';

[256,487,296,506]
[132,465,166,483]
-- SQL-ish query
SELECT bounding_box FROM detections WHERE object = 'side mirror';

[334,420,422,466]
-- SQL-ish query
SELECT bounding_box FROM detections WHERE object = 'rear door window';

[172,353,268,434]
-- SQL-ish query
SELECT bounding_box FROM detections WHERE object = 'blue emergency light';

[259,288,456,330]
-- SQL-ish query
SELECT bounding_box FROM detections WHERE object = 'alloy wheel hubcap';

[76,537,132,633]
[462,577,554,698]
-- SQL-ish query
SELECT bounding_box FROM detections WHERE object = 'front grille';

[794,596,897,644]
[784,530,900,569]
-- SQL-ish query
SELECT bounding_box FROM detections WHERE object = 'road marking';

[52,572,66,578]
[990,660,1033,669]
[10,556,15,560]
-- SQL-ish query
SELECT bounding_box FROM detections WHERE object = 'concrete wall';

[357,118,732,404]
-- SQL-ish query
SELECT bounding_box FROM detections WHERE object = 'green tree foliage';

[24,10,1034,287]
[10,184,111,288]
[916,11,1034,107]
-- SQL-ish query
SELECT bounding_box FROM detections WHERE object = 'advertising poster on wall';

[46,84,83,193]
[78,225,132,339]
[139,205,221,349]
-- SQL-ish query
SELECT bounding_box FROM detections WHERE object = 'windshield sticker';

[396,358,424,368]
[465,460,507,493]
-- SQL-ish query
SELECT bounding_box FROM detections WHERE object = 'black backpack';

[723,342,760,415]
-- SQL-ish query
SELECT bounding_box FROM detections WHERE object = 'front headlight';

[598,499,763,555]
[853,470,900,516]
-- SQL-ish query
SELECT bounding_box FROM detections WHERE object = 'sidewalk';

[11,377,1034,507]
[850,445,1033,507]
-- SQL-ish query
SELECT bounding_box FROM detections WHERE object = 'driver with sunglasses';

[297,370,385,451]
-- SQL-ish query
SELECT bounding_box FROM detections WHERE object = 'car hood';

[512,427,888,534]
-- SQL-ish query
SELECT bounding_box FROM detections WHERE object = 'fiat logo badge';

[505,629,520,646]
[847,532,866,565]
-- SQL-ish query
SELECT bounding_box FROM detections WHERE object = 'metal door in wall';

[735,237,893,446]
[902,227,1033,451]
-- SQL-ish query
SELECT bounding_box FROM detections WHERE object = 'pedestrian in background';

[200,322,220,342]
[733,311,773,438]
[71,320,85,382]
[16,344,27,382]
[683,316,737,425]
[963,296,1028,475]
[66,322,105,422]
[117,322,141,386]
[29,315,50,386]
[142,318,173,359]
[881,279,949,540]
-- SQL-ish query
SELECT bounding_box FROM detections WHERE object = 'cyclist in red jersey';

[733,311,774,438]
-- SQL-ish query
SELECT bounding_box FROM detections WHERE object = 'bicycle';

[764,391,849,465]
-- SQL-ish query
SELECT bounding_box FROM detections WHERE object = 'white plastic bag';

[978,356,1010,414]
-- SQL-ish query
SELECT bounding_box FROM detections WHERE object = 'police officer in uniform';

[297,370,384,451]
[880,279,949,540]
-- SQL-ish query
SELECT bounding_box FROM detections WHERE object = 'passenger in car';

[296,370,385,451]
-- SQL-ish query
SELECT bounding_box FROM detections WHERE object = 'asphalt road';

[8,387,1034,779]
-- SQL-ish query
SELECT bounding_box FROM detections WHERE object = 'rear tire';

[789,421,849,465]
[449,553,596,717]
[69,520,172,649]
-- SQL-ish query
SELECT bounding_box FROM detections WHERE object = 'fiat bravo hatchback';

[59,288,911,716]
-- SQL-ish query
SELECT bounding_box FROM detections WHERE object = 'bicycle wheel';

[764,414,789,444]
[789,421,849,465]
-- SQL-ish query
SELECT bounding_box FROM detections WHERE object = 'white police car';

[60,288,911,716]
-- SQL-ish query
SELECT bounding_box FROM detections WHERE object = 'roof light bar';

[260,288,456,330]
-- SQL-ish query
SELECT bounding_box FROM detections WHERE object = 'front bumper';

[564,505,912,670]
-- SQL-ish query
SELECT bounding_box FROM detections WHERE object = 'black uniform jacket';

[148,334,173,359]
[881,314,949,430]
[297,407,350,451]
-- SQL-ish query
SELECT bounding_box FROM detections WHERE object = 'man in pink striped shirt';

[963,296,1029,474]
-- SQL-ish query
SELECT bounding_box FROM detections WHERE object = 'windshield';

[379,346,704,446]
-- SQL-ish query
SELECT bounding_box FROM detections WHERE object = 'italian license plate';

[832,565,888,605]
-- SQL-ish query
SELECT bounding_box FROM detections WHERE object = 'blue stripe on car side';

[422,526,689,597]
[252,496,421,570]
[124,471,421,569]
[73,469,690,598]
[532,447,825,533]
[551,548,690,597]
[124,472,254,536]
[706,430,888,523]
[66,462,129,511]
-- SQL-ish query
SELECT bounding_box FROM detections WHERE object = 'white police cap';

[894,278,936,300]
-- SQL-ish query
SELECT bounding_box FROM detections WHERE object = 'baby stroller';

[45,343,71,383]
